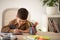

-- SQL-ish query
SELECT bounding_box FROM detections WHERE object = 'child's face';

[17,18,27,26]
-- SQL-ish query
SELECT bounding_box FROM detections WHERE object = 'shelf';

[47,15,60,18]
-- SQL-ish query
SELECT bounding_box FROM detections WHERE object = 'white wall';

[0,0,48,32]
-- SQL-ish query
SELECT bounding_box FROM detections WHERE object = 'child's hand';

[34,22,38,27]
[13,29,20,34]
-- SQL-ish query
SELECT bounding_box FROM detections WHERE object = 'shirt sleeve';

[1,25,14,33]
[1,25,10,33]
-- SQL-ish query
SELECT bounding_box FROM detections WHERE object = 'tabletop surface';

[0,32,60,40]
[16,32,60,40]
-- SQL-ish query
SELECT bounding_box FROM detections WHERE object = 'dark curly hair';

[17,8,28,20]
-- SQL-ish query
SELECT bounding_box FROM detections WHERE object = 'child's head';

[17,8,29,25]
[17,8,28,20]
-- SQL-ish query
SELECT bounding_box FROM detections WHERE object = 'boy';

[1,8,33,34]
